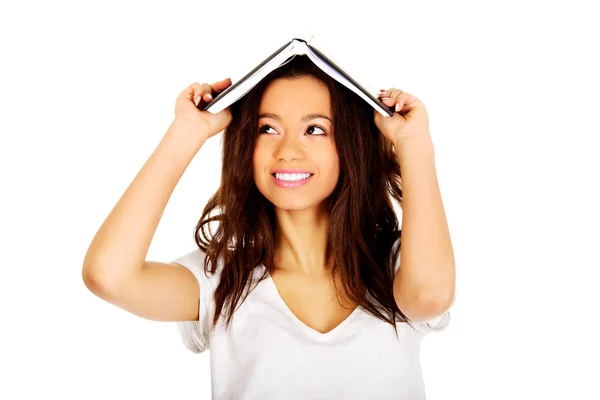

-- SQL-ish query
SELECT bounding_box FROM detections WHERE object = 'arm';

[81,120,207,321]
[392,137,456,323]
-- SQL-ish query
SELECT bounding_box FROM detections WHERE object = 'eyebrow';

[258,113,333,123]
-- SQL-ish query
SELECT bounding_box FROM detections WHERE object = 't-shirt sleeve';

[392,236,452,339]
[171,248,218,354]
[413,309,451,339]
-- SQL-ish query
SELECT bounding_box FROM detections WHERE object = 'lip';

[272,168,313,174]
[271,170,314,188]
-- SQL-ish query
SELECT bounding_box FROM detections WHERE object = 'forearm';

[82,121,206,287]
[393,137,455,307]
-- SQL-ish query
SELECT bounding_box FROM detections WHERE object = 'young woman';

[82,56,455,399]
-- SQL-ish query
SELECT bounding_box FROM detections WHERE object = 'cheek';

[319,147,340,180]
[252,147,268,179]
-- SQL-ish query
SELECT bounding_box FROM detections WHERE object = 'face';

[253,75,340,211]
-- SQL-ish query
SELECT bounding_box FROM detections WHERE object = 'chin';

[266,195,323,211]
[254,175,336,212]
[257,186,330,212]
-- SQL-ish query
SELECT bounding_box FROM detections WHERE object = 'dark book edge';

[306,43,393,116]
[202,39,295,112]
[203,38,393,117]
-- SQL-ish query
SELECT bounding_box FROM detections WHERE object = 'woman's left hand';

[373,88,432,148]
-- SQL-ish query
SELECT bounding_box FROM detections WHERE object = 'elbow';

[81,264,129,299]
[82,265,111,297]
[417,270,456,312]
[417,289,454,314]
[395,288,454,324]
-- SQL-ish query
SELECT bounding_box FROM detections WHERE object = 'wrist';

[167,118,209,148]
[394,135,435,162]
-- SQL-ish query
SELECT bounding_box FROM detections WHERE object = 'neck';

[273,203,332,276]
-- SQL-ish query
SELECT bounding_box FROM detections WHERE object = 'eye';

[306,124,326,136]
[258,124,277,134]
[259,124,327,136]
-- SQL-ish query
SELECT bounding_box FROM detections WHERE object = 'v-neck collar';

[260,264,362,340]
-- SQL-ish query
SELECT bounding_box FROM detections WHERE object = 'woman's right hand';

[172,78,233,143]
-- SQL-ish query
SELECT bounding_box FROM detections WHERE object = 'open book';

[202,38,394,117]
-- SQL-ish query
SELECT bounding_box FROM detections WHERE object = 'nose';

[274,131,304,162]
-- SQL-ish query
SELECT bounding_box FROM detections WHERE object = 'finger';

[378,87,400,98]
[378,88,404,109]
[178,82,209,107]
[379,95,399,108]
[387,88,404,102]
[210,77,232,93]
[388,90,406,112]
[200,78,233,106]
[379,89,415,113]
[200,83,213,105]
[177,82,201,102]
[393,92,422,113]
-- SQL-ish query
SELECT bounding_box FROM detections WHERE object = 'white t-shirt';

[172,245,450,400]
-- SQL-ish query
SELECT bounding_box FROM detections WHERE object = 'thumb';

[374,109,390,131]
[206,107,232,134]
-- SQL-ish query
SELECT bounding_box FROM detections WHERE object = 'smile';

[271,173,314,188]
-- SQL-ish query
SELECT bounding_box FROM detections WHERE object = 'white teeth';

[274,173,312,181]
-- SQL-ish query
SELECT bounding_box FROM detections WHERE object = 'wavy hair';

[194,55,412,337]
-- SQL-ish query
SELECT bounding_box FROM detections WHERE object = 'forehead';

[259,76,331,115]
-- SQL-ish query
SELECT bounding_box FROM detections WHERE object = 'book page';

[308,36,379,98]
[305,45,391,116]
[206,41,297,114]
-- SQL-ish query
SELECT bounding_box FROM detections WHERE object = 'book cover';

[203,38,393,117]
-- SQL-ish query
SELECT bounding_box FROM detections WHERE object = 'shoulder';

[172,247,207,272]
[171,247,223,354]
[171,247,222,290]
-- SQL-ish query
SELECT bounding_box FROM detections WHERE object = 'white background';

[1,0,598,399]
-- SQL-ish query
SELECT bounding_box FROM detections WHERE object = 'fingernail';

[381,97,390,101]
[195,96,201,106]
[395,103,401,112]
[380,91,389,97]
[206,93,213,101]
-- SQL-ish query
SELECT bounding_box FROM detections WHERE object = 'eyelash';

[258,124,327,136]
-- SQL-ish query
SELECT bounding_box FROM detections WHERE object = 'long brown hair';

[194,55,413,336]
